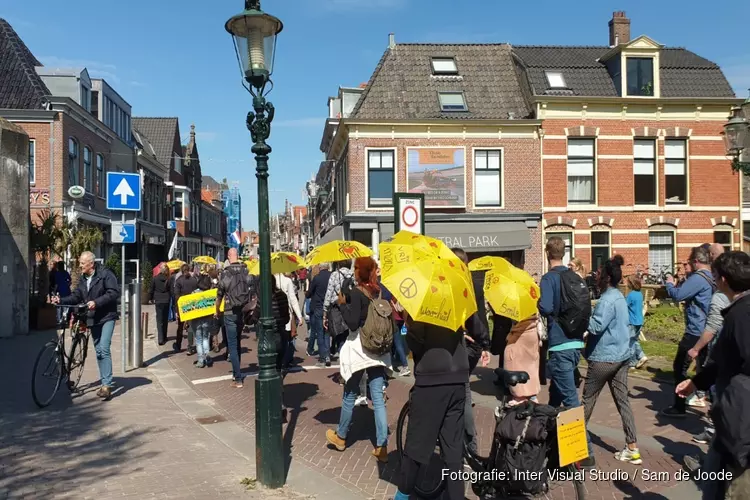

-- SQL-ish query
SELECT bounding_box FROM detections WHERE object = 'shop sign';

[407,147,466,208]
[30,189,50,206]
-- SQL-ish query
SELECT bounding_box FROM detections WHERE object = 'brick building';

[0,19,137,262]
[514,12,742,274]
[316,37,544,275]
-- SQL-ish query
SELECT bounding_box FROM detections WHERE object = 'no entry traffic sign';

[393,193,425,235]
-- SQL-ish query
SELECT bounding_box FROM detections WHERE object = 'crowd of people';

[51,236,750,499]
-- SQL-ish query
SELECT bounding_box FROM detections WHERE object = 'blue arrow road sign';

[106,172,141,211]
[111,222,136,244]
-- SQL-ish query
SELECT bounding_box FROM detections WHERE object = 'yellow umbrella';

[483,264,540,322]
[379,235,476,332]
[386,231,460,263]
[166,260,184,271]
[193,256,217,265]
[468,256,514,273]
[248,252,305,276]
[305,240,373,266]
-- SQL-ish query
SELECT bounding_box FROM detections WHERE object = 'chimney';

[388,33,395,49]
[608,11,630,47]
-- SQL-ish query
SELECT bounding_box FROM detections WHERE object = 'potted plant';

[29,210,62,330]
[141,260,153,305]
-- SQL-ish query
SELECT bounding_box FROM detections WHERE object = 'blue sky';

[4,0,749,230]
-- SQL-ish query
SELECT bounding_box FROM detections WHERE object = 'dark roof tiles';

[513,45,735,98]
[131,117,179,168]
[0,18,49,109]
[351,44,532,120]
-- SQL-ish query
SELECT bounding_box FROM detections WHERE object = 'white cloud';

[273,117,324,128]
[723,62,750,98]
[195,132,218,142]
[323,0,404,10]
[38,56,120,84]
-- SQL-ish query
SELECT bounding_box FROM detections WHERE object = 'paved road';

[159,309,706,500]
[0,305,706,499]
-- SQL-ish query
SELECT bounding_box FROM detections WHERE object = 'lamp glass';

[227,12,282,80]
[723,117,749,154]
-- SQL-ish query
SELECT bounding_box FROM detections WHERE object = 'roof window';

[438,92,467,112]
[431,57,458,75]
[545,71,567,89]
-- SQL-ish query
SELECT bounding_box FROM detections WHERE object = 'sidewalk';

[0,313,337,500]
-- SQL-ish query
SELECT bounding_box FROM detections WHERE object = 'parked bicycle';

[31,304,91,408]
[396,368,585,499]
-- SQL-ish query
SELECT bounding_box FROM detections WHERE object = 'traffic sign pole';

[121,211,127,374]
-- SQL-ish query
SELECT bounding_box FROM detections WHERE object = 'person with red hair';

[325,256,393,463]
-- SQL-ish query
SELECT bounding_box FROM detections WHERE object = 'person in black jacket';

[173,264,198,354]
[52,251,120,400]
[150,264,172,345]
[451,248,490,457]
[677,251,750,499]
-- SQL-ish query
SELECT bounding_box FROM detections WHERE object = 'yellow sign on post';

[556,405,589,466]
[176,289,224,322]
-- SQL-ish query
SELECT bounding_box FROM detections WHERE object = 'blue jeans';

[223,312,243,381]
[92,320,115,387]
[311,311,328,362]
[629,325,645,366]
[392,321,409,369]
[337,367,388,447]
[547,348,581,409]
[191,318,213,363]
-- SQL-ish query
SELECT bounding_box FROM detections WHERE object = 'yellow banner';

[176,289,224,322]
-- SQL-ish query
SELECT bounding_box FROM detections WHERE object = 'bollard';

[143,312,150,339]
[132,279,143,368]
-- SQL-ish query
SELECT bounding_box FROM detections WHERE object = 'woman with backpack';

[582,256,642,467]
[325,256,392,463]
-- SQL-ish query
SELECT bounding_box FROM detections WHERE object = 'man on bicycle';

[51,251,119,400]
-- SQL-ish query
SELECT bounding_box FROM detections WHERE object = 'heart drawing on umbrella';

[438,276,446,282]
[431,286,438,293]
[429,242,438,248]
[530,286,538,300]
[286,255,298,263]
[342,246,355,255]
[448,261,455,268]
[463,289,468,298]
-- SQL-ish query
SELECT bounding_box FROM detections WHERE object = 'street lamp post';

[724,92,750,174]
[226,0,284,488]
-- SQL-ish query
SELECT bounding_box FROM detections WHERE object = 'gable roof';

[131,117,179,168]
[0,18,50,109]
[351,43,533,121]
[132,127,161,165]
[512,45,735,98]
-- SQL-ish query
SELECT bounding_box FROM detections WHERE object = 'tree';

[54,221,103,288]
[30,210,64,299]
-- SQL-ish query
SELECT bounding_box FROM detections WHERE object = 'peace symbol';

[399,278,418,299]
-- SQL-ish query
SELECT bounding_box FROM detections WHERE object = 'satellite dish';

[68,185,85,199]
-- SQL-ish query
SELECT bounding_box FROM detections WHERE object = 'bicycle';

[396,368,586,499]
[31,304,91,408]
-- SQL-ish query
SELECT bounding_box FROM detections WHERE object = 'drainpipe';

[49,119,55,211]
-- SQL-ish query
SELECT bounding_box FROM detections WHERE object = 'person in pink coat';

[504,314,542,403]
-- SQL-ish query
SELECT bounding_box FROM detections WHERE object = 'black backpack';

[224,268,250,309]
[552,269,591,340]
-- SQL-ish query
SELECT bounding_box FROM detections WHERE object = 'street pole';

[248,95,284,487]
[120,211,127,373]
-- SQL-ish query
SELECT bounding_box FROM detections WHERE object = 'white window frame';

[472,147,504,208]
[28,139,35,185]
[174,191,186,221]
[545,71,566,89]
[665,139,688,206]
[431,57,458,75]
[713,226,733,253]
[648,226,676,275]
[634,138,657,206]
[438,92,468,112]
[567,138,596,205]
[545,231,574,268]
[365,148,397,209]
[590,230,611,272]
[625,56,655,97]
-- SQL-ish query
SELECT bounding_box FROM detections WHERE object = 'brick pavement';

[161,316,706,500]
[0,320,325,500]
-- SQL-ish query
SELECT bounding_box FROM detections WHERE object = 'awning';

[379,221,531,252]
[317,225,345,245]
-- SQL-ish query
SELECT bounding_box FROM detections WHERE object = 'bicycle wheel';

[396,401,446,500]
[67,333,89,392]
[31,341,64,408]
[540,463,585,500]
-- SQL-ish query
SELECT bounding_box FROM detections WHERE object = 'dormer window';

[545,71,566,89]
[439,92,467,112]
[431,58,458,75]
[626,57,654,96]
